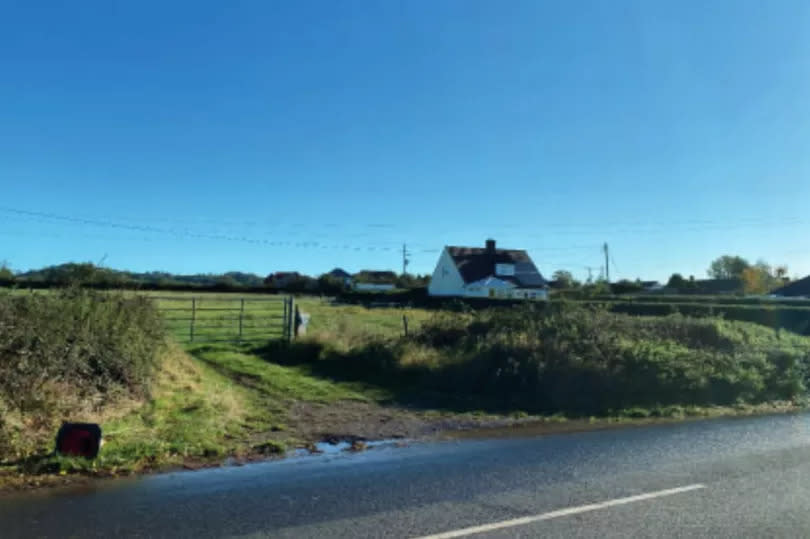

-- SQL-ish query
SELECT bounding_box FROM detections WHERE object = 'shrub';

[398,304,810,414]
[0,288,165,456]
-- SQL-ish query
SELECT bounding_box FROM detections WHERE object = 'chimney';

[485,238,496,254]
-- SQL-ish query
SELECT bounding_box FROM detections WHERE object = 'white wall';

[428,248,466,296]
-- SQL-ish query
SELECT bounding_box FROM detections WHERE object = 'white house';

[428,239,548,300]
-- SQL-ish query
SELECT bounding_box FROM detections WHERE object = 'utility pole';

[402,243,411,276]
[603,242,610,283]
[585,266,595,283]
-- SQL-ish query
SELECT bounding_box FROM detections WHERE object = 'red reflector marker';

[55,423,102,459]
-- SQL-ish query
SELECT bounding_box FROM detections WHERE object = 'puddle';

[289,438,409,458]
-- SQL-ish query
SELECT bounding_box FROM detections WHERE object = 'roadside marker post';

[55,422,102,459]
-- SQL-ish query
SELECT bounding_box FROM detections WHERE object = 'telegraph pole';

[603,242,610,283]
[402,243,410,276]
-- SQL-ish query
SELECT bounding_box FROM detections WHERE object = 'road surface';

[4,412,810,537]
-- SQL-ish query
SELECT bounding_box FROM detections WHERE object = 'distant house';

[640,280,664,292]
[353,270,397,292]
[692,279,741,295]
[328,268,352,280]
[770,275,810,298]
[327,268,353,287]
[428,239,548,300]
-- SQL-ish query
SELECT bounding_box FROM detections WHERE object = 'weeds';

[265,304,810,416]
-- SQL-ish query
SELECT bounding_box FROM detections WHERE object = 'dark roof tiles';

[446,246,547,288]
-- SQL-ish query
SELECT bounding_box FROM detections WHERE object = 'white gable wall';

[428,248,466,296]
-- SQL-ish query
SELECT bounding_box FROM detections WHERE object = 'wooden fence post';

[287,296,296,341]
[238,298,245,342]
[282,296,288,342]
[190,297,196,342]
[402,314,409,337]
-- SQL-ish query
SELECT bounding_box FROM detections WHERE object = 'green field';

[151,294,288,342]
[138,291,434,344]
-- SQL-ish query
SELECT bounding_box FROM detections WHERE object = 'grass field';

[152,294,288,342]
[138,290,434,344]
[5,288,431,343]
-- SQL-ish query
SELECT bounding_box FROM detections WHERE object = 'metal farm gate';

[155,295,296,343]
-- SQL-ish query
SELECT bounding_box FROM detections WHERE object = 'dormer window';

[495,263,515,276]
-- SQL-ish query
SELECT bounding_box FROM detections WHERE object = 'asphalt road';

[4,412,810,538]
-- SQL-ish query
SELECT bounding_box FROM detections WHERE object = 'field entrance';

[154,295,294,343]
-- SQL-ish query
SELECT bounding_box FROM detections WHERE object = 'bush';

[602,302,810,335]
[0,288,165,456]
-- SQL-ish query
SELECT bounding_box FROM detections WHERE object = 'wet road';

[4,413,810,538]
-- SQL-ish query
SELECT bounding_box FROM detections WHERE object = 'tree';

[667,273,687,289]
[707,255,750,279]
[214,275,240,289]
[552,270,577,289]
[317,274,346,295]
[740,260,783,294]
[0,262,13,282]
[741,266,771,294]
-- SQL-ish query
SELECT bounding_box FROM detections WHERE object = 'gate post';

[282,296,288,342]
[288,296,296,341]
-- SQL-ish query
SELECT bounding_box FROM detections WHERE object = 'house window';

[495,263,515,276]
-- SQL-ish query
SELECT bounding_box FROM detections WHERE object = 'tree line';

[0,262,429,293]
[550,255,793,295]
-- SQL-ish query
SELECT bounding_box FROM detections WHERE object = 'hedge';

[602,302,810,335]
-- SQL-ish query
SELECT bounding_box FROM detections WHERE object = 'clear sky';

[2,1,809,282]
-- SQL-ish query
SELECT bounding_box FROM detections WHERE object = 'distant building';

[353,270,397,292]
[327,268,353,287]
[692,279,741,295]
[328,268,352,280]
[770,275,810,298]
[640,280,664,292]
[428,239,548,300]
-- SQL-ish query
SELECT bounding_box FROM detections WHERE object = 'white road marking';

[413,483,706,539]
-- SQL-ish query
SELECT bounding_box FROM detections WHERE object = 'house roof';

[446,245,547,288]
[327,268,352,279]
[771,275,810,297]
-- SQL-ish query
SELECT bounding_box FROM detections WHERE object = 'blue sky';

[2,0,809,282]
